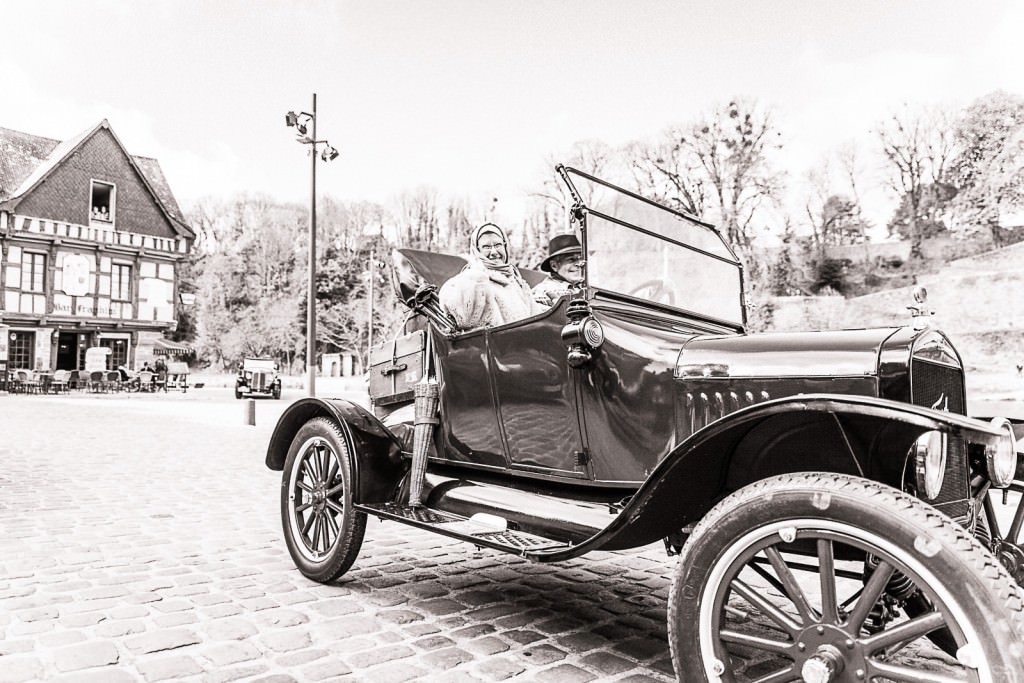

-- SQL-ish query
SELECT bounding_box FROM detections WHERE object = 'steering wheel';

[629,279,677,306]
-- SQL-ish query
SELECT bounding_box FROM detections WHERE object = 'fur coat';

[439,260,537,331]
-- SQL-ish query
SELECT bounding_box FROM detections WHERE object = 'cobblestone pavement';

[0,389,1002,682]
[0,391,678,683]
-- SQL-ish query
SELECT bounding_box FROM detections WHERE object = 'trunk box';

[368,330,427,406]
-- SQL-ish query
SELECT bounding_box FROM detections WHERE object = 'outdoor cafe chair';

[106,370,122,392]
[14,370,41,394]
[50,370,71,394]
[69,370,88,391]
[88,370,107,393]
[138,371,155,392]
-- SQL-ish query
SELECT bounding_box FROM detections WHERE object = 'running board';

[357,502,573,556]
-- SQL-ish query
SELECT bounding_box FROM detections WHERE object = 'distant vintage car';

[265,167,1024,680]
[235,358,281,399]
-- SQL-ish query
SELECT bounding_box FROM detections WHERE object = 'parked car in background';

[236,358,281,399]
[265,166,1024,681]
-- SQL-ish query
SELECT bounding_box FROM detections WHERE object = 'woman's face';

[477,233,507,264]
[553,253,584,283]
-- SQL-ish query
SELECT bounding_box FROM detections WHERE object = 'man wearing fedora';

[532,234,584,306]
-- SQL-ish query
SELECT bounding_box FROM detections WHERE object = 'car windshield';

[560,168,745,326]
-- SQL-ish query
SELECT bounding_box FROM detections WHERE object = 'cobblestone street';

[0,390,678,682]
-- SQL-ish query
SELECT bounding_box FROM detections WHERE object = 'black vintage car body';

[235,358,281,400]
[266,168,1024,681]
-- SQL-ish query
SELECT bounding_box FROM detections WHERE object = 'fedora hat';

[539,234,582,272]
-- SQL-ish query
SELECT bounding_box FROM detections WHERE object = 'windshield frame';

[558,166,747,330]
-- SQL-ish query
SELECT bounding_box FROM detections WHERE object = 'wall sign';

[62,254,91,297]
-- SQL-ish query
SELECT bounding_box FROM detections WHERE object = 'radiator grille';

[910,358,968,518]
[252,371,268,392]
[910,359,965,414]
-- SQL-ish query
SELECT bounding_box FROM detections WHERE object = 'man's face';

[477,235,507,264]
[553,253,583,283]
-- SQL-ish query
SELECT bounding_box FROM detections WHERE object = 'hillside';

[768,241,1024,403]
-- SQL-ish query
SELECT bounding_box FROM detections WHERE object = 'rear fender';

[594,393,1006,552]
[265,398,407,502]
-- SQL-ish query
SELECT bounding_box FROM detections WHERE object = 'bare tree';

[624,133,708,218]
[530,139,618,219]
[877,105,956,258]
[804,156,869,256]
[676,99,784,249]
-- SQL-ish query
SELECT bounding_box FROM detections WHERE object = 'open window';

[90,181,115,223]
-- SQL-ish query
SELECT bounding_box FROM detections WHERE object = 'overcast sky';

[2,0,1021,230]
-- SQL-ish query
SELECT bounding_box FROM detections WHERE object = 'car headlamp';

[580,317,605,348]
[986,417,1017,488]
[913,430,947,500]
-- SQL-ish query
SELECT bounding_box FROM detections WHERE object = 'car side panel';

[488,301,587,476]
[432,329,508,468]
[577,307,695,483]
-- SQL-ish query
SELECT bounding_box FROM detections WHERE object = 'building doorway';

[57,332,84,370]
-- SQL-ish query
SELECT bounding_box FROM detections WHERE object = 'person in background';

[153,357,168,375]
[532,234,584,306]
[439,223,538,331]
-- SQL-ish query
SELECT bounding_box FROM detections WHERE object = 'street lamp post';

[286,93,339,397]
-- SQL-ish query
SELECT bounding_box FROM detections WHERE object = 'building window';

[9,331,34,370]
[21,252,46,292]
[100,338,128,370]
[90,181,115,222]
[112,264,132,301]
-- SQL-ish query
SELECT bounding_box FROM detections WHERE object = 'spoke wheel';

[669,473,1024,683]
[281,417,366,583]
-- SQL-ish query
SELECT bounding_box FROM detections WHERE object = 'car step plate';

[358,502,570,554]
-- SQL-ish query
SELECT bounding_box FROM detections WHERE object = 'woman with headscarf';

[439,223,538,331]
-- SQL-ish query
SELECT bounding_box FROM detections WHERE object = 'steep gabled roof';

[0,126,60,201]
[0,120,194,239]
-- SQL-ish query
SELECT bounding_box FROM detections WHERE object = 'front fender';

[265,398,407,502]
[588,393,1006,554]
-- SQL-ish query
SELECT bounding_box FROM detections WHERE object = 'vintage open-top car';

[266,167,1024,681]
[236,358,281,400]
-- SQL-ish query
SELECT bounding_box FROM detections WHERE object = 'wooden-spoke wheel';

[669,474,1024,683]
[281,417,366,583]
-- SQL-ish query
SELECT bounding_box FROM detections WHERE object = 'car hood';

[675,328,904,379]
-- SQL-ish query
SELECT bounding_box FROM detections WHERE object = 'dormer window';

[90,181,115,223]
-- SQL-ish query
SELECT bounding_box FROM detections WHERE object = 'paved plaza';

[0,389,679,682]
[1,386,1010,682]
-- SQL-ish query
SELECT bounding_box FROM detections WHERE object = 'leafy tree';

[950,91,1024,247]
[887,182,957,241]
[186,195,305,369]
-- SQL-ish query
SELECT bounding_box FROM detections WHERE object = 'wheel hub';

[794,624,865,682]
[311,481,327,513]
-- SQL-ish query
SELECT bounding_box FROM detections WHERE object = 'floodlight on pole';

[284,93,339,397]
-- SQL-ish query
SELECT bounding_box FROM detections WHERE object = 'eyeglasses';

[478,240,506,252]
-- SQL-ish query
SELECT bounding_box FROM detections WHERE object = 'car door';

[487,301,589,478]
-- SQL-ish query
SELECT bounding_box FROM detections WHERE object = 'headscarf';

[469,223,524,286]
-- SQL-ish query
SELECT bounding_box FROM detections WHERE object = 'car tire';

[668,472,1024,682]
[280,417,366,583]
[234,386,242,399]
[273,384,281,400]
